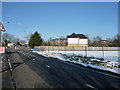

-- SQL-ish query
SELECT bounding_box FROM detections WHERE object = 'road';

[2,47,120,89]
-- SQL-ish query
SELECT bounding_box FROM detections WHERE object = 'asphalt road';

[2,47,120,89]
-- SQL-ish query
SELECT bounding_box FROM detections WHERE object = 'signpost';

[0,23,6,54]
[0,23,6,32]
[0,47,5,53]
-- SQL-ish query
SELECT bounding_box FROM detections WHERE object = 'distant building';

[67,33,88,47]
[49,38,67,46]
[8,43,15,47]
[100,40,110,46]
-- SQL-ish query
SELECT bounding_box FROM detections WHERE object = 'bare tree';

[85,34,91,46]
[60,36,66,39]
[111,34,120,47]
[25,33,32,42]
[92,36,102,46]
[2,33,16,42]
[14,38,20,42]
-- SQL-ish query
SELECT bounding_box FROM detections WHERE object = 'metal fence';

[34,46,120,51]
[34,46,119,60]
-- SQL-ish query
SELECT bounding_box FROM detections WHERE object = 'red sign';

[0,47,5,53]
[0,23,6,32]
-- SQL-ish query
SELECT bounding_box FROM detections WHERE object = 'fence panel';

[34,46,119,51]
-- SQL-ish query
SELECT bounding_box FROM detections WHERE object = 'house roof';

[67,33,88,39]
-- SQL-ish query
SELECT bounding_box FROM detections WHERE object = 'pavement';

[1,47,120,89]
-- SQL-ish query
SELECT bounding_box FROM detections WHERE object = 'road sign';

[0,47,5,53]
[0,23,6,32]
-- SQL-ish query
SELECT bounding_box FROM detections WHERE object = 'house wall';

[79,39,88,46]
[68,38,79,46]
[68,38,88,46]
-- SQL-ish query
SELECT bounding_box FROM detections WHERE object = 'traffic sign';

[0,47,5,53]
[0,23,6,32]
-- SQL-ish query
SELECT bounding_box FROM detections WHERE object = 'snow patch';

[33,50,120,74]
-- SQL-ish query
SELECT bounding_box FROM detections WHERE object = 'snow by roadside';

[45,51,119,62]
[33,51,120,74]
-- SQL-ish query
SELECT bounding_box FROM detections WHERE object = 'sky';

[2,2,118,41]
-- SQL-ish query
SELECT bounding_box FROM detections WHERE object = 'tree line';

[88,34,120,47]
[2,32,120,48]
[2,33,26,47]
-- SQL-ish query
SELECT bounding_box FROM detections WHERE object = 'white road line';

[86,84,96,89]
[33,58,35,60]
[0,61,3,63]
[8,59,12,71]
[46,65,50,68]
[7,59,16,89]
[3,66,6,68]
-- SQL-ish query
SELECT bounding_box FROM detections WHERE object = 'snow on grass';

[49,51,119,62]
[33,50,120,74]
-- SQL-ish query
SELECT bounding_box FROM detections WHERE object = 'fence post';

[48,46,49,53]
[51,46,53,53]
[85,46,87,57]
[57,46,59,53]
[61,45,62,53]
[73,46,74,56]
[65,46,66,55]
[102,46,104,59]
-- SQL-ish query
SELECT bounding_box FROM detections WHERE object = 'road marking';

[33,58,35,60]
[7,59,17,89]
[0,61,3,63]
[46,65,50,68]
[86,84,96,89]
[3,66,6,68]
[8,59,12,71]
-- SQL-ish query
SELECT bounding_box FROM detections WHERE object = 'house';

[67,33,88,47]
[100,40,110,46]
[49,38,67,46]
